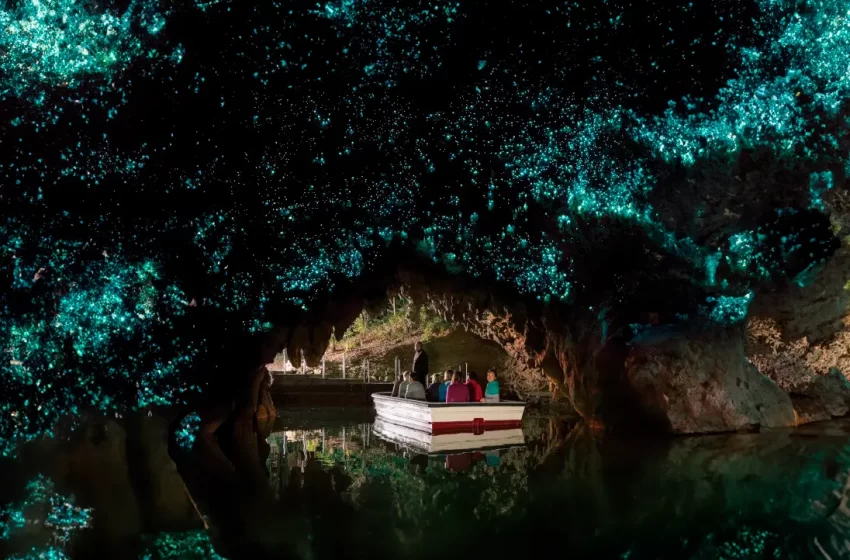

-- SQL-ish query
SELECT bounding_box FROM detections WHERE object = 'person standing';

[412,341,429,385]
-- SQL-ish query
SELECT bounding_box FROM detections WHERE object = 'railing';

[267,348,470,383]
[267,348,395,382]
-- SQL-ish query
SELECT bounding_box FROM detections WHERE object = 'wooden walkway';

[271,375,392,405]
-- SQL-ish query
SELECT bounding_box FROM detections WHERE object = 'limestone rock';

[790,367,850,424]
[624,328,796,434]
[746,247,850,424]
[130,414,199,529]
[50,418,144,541]
[748,246,850,344]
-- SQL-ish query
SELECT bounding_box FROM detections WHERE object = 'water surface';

[3,408,850,559]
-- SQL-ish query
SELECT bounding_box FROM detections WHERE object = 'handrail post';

[322,356,326,379]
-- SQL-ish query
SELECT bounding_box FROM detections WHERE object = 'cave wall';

[743,190,850,424]
[746,245,850,424]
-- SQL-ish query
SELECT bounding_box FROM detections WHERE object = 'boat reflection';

[444,449,502,472]
[371,417,525,454]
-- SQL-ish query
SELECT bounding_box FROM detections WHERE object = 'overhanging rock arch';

[243,259,819,436]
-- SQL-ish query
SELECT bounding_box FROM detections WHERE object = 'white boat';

[371,391,526,434]
[372,417,525,454]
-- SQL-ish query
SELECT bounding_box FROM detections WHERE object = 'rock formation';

[746,237,850,425]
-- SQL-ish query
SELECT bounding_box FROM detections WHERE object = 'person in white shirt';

[393,371,410,398]
[404,377,427,400]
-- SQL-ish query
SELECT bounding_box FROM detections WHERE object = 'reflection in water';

[442,450,499,472]
[0,475,92,559]
[263,413,850,559]
[3,410,850,558]
[0,414,204,559]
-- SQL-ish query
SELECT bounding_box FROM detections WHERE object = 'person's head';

[451,371,462,383]
[444,369,453,382]
[487,369,497,382]
[466,371,478,383]
[431,373,440,384]
[414,341,423,352]
[402,371,410,381]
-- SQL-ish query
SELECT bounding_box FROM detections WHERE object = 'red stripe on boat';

[431,420,522,435]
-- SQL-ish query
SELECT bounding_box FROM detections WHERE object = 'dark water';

[4,408,850,559]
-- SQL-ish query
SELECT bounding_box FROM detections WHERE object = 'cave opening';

[267,298,549,396]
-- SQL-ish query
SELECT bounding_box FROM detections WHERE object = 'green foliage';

[342,313,370,342]
[420,308,452,342]
[341,308,409,347]
[339,299,459,348]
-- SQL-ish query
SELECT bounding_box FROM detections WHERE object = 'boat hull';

[372,392,525,434]
[372,418,525,454]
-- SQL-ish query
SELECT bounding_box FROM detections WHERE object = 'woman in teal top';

[438,370,452,402]
[484,369,500,402]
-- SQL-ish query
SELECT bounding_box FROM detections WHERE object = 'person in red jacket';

[445,371,470,403]
[465,371,484,402]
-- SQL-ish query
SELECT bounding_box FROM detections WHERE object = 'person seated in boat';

[483,368,500,402]
[465,371,484,402]
[405,375,427,400]
[427,373,442,402]
[394,371,410,398]
[438,370,452,402]
[446,371,470,403]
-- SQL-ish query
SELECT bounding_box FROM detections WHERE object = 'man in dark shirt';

[412,341,429,385]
